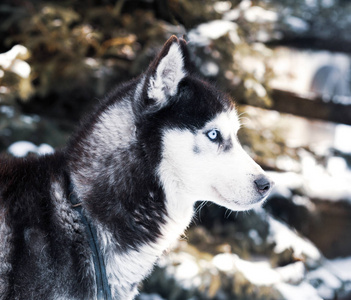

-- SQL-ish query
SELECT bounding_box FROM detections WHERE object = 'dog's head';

[139,36,273,211]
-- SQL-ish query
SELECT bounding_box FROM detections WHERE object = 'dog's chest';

[98,202,194,299]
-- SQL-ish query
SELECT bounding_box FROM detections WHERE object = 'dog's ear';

[146,35,189,107]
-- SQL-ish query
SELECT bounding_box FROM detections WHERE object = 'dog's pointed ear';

[146,35,189,107]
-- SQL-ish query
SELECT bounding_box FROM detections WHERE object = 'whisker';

[195,201,205,214]
[195,201,208,222]
[237,111,247,118]
[224,209,233,219]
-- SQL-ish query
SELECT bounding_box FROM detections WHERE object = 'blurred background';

[1,0,351,299]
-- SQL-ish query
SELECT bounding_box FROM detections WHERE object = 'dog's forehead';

[205,109,240,136]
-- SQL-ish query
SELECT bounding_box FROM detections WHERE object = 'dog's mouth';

[211,186,266,209]
[212,186,238,205]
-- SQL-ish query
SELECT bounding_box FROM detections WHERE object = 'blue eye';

[207,129,220,141]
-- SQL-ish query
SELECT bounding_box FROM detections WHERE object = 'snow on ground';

[328,257,351,282]
[8,141,54,157]
[213,253,305,286]
[0,45,31,78]
[138,294,165,300]
[307,266,343,299]
[211,241,351,299]
[155,213,343,299]
[267,215,321,262]
[276,282,323,300]
[267,148,351,203]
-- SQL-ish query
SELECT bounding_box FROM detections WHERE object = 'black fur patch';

[0,153,95,299]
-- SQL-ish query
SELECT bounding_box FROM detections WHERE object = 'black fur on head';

[135,35,233,134]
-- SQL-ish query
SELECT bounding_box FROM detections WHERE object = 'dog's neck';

[66,91,196,298]
[97,190,194,299]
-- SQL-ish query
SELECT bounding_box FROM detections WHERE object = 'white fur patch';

[147,43,186,106]
[158,109,271,211]
[203,109,241,138]
[72,97,137,202]
[94,101,136,151]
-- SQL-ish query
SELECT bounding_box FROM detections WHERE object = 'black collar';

[68,183,112,300]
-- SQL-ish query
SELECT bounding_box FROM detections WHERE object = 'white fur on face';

[148,43,186,106]
[159,109,272,211]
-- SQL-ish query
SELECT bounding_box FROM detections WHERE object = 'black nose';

[254,176,272,196]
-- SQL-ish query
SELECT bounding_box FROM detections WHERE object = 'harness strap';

[68,183,112,300]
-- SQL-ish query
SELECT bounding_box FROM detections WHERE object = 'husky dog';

[0,36,273,300]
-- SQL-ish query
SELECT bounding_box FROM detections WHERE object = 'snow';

[239,55,267,81]
[213,254,305,286]
[161,252,200,288]
[248,229,262,245]
[327,157,349,176]
[234,256,281,285]
[268,149,351,203]
[244,6,278,23]
[174,258,199,282]
[267,216,321,261]
[138,294,166,300]
[9,59,31,79]
[244,79,267,97]
[200,61,219,77]
[305,0,318,8]
[275,155,301,172]
[155,214,350,299]
[0,45,31,78]
[276,282,323,300]
[214,1,232,14]
[321,0,335,8]
[8,141,54,157]
[299,150,351,202]
[212,253,236,273]
[307,266,342,299]
[268,172,304,193]
[328,257,351,282]
[284,16,309,33]
[334,124,351,153]
[188,20,239,45]
[20,115,40,124]
[276,261,305,284]
[239,0,252,10]
[291,195,316,211]
[223,3,278,24]
[0,106,15,118]
[223,9,240,21]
